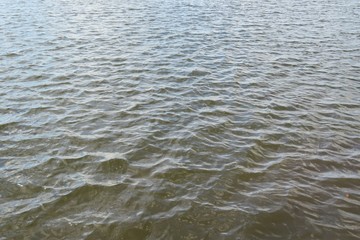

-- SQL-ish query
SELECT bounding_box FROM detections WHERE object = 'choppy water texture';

[1,0,360,239]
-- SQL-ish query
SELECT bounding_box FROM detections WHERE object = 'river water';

[1,0,359,239]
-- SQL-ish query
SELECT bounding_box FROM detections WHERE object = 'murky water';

[1,0,360,239]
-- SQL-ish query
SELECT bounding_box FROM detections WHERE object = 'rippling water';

[1,0,360,239]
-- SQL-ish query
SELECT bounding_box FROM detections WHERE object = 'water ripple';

[1,0,360,239]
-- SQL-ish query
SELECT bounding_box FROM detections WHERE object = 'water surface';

[1,0,360,239]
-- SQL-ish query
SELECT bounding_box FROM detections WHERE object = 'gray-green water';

[1,0,360,239]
